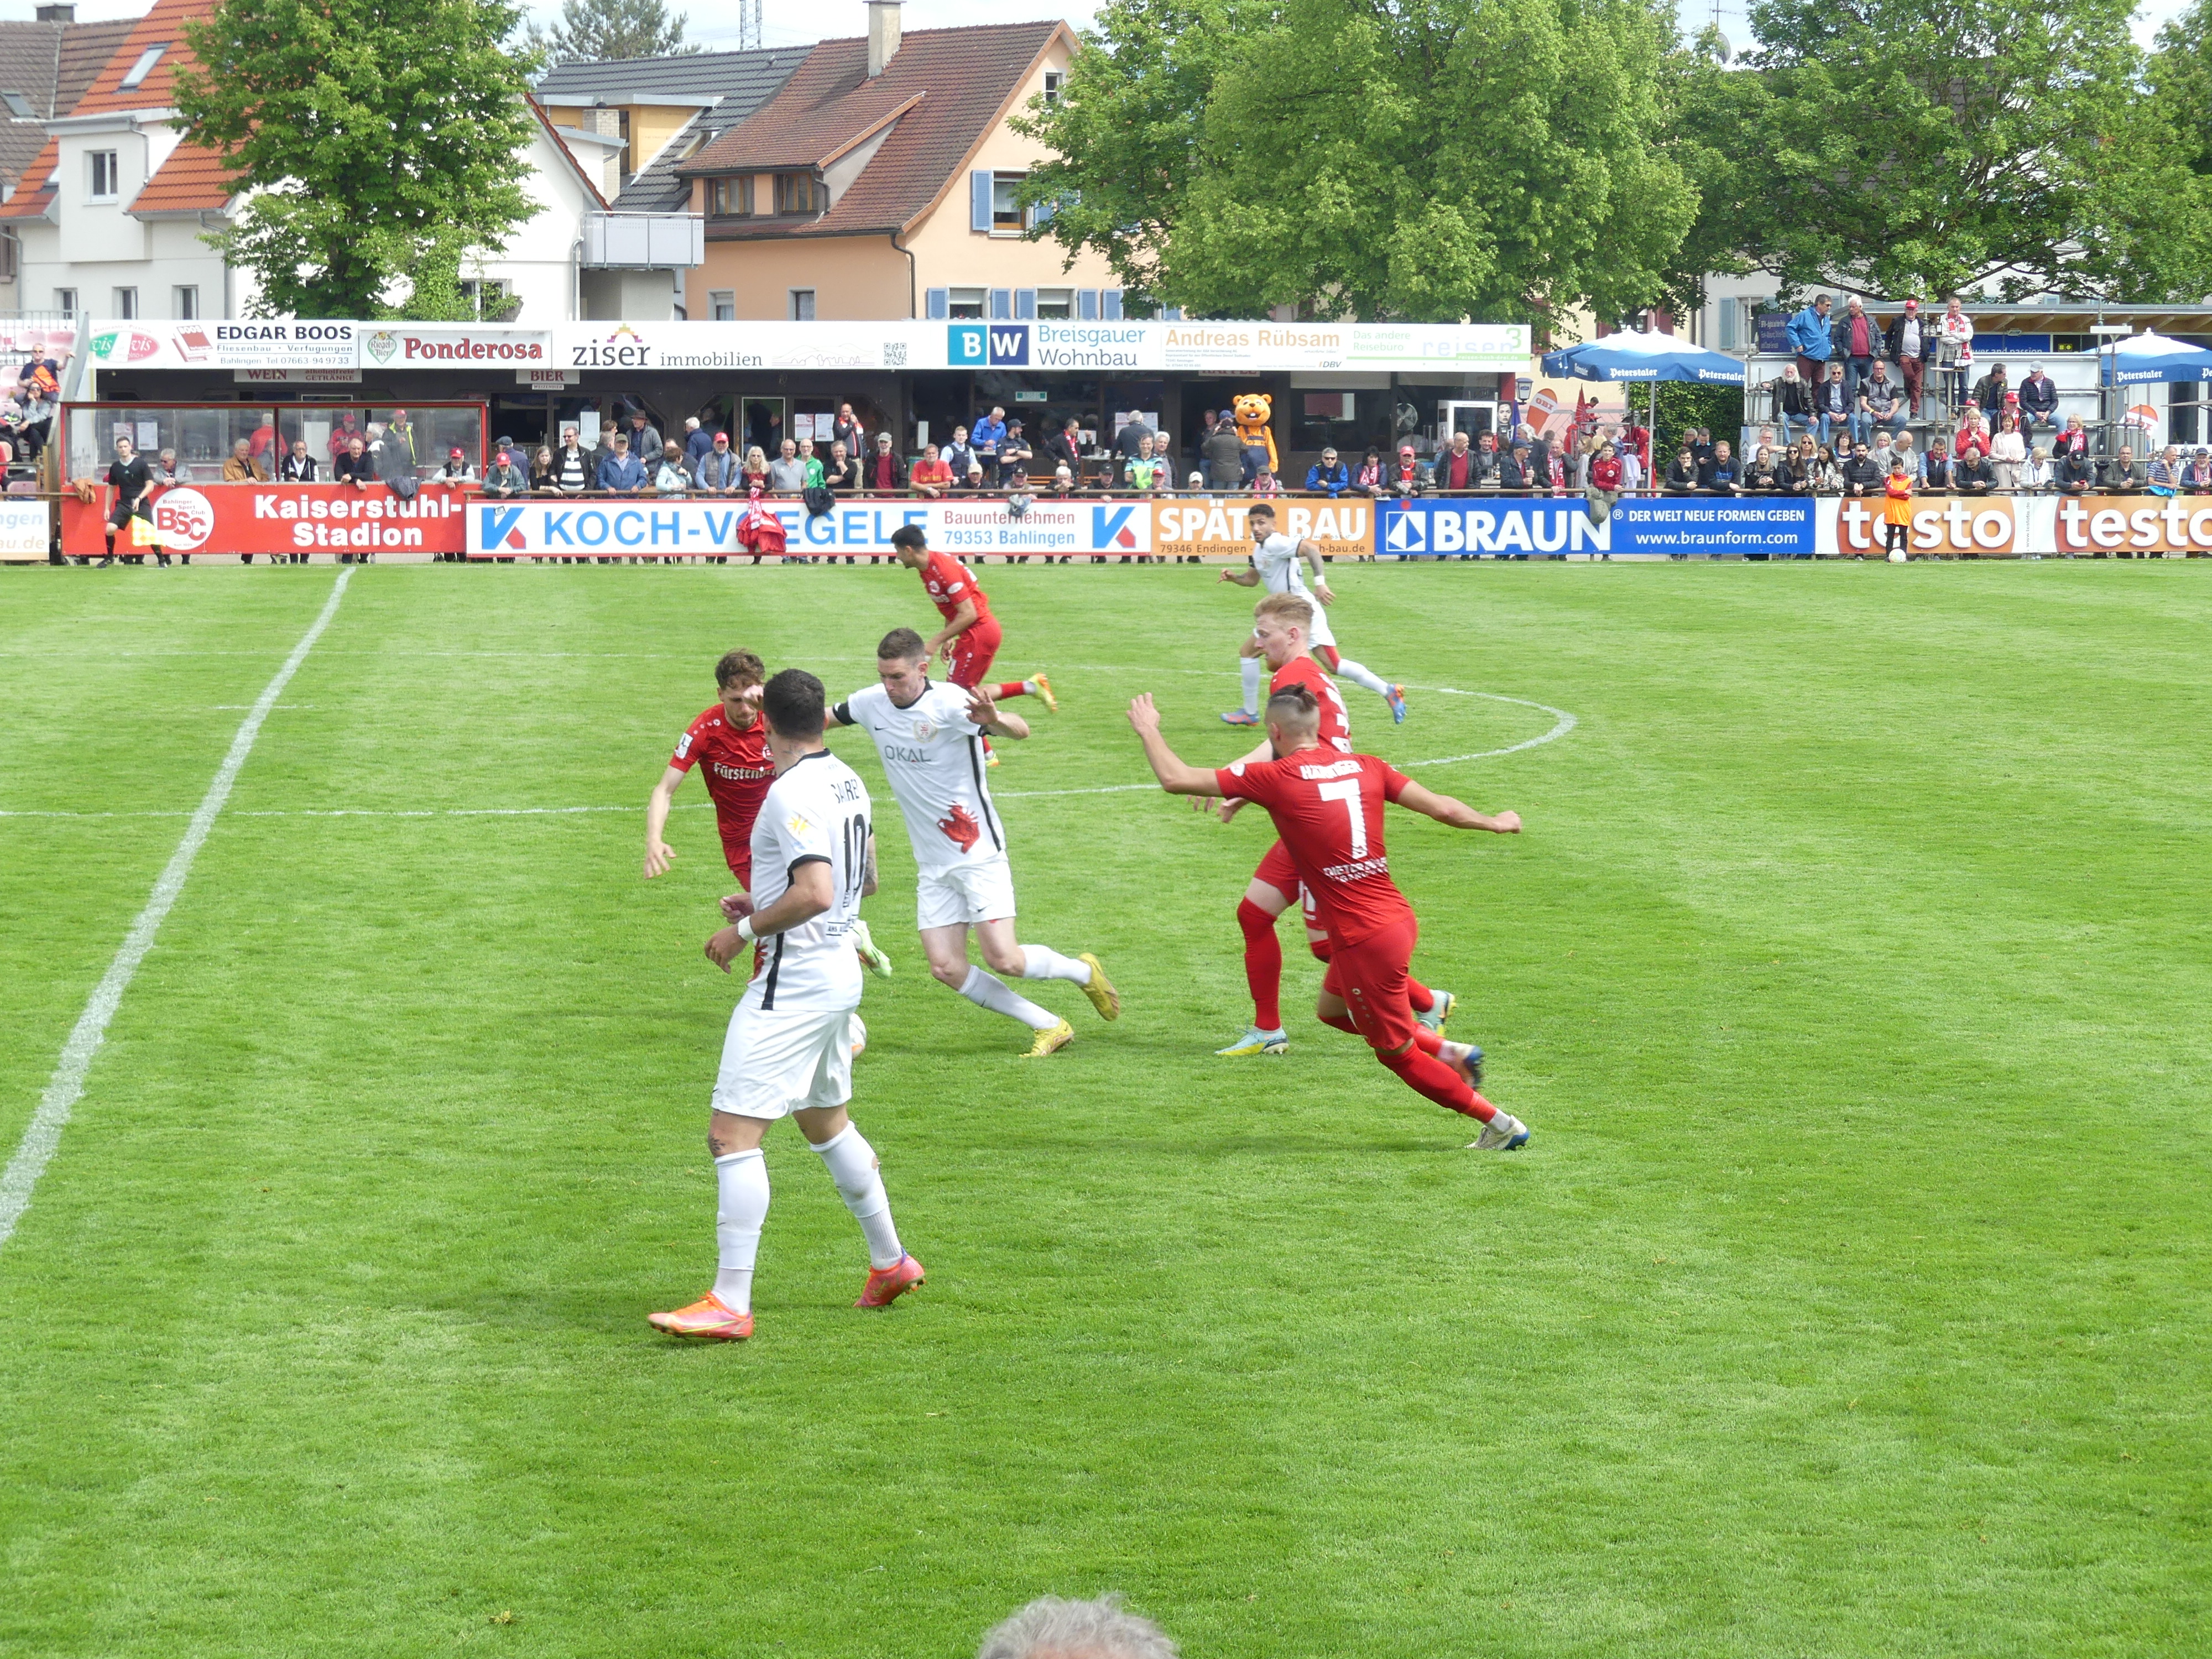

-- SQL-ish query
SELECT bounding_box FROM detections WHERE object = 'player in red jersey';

[1204,593,1452,1057]
[1129,684,1531,1149]
[889,525,1055,759]
[646,648,891,977]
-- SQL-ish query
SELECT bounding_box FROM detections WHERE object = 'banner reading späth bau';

[1153,498,1371,561]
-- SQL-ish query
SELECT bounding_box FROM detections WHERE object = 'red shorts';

[1321,915,1420,1051]
[721,842,753,888]
[1252,840,1324,938]
[947,615,1003,687]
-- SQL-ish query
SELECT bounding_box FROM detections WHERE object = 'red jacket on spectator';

[1590,455,1623,491]
[1953,423,1991,461]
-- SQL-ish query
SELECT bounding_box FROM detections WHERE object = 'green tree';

[174,0,542,320]
[533,0,697,64]
[1676,0,2212,302]
[1017,0,1697,324]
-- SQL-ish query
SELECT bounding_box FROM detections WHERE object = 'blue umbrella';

[2104,331,2212,385]
[1540,329,1746,385]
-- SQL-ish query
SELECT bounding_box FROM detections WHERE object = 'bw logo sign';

[948,324,1030,367]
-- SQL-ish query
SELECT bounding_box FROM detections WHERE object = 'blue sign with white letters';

[1372,495,1815,558]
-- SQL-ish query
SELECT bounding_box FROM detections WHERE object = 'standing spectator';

[945,423,977,481]
[1586,439,1624,521]
[152,447,180,488]
[1000,419,1033,484]
[1937,298,1975,411]
[625,406,663,463]
[326,410,364,463]
[824,440,862,494]
[2017,363,2060,434]
[1787,292,1835,383]
[596,432,644,493]
[2018,446,2056,492]
[866,432,906,492]
[1113,410,1154,462]
[1884,298,1932,420]
[1201,413,1244,490]
[1305,445,1350,496]
[741,445,773,493]
[1814,362,1853,445]
[278,437,319,483]
[695,431,741,493]
[1388,442,1433,495]
[957,461,990,494]
[552,426,591,492]
[1891,432,1919,482]
[1706,440,1740,493]
[436,447,475,484]
[529,445,559,493]
[1249,465,1281,497]
[1773,363,1815,445]
[1617,435,1645,493]
[1990,414,2027,491]
[1836,296,1877,405]
[2103,446,2144,493]
[684,416,713,469]
[1970,362,2011,420]
[382,408,421,479]
[335,434,374,488]
[1433,430,1481,493]
[831,403,864,457]
[1621,415,1651,475]
[797,438,826,489]
[971,405,1007,484]
[653,440,693,495]
[1125,434,1165,491]
[483,447,528,497]
[1919,441,1952,492]
[1859,362,1907,442]
[910,441,954,498]
[1044,417,1082,477]
[768,439,808,494]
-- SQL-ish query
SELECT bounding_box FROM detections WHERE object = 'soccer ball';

[1887,545,1908,564]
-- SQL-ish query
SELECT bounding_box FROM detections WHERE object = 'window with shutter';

[1077,290,1098,321]
[1102,290,1123,321]
[989,289,1011,320]
[971,170,993,232]
[1014,289,1036,320]
[925,288,949,320]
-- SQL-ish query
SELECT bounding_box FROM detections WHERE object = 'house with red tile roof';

[670,6,1120,322]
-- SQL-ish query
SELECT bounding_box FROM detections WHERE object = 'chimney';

[866,0,901,77]
[35,3,76,21]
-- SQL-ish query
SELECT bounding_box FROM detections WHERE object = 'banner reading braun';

[1373,495,1815,558]
[467,497,1155,558]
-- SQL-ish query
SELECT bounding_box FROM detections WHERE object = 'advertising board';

[0,499,51,560]
[1374,495,1817,558]
[467,496,1156,559]
[60,483,471,557]
[1152,498,1371,561]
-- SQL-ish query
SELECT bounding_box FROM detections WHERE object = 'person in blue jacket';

[597,432,646,492]
[1786,294,1834,384]
[1304,446,1350,497]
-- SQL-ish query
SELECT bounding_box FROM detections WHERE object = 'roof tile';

[71,0,217,116]
[131,139,239,213]
[0,133,55,220]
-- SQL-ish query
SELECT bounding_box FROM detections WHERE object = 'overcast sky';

[12,0,2194,57]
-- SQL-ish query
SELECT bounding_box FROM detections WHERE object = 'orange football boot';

[855,1253,925,1309]
[648,1292,753,1340]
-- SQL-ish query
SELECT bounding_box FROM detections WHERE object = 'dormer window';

[773,172,821,215]
[0,92,32,118]
[709,176,753,216]
[118,44,165,91]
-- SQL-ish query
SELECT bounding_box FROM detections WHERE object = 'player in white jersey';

[1219,500,1408,727]
[830,625,1120,1057]
[649,669,922,1343]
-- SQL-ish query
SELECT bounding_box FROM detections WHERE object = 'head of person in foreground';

[976,1593,1177,1659]
[889,521,931,569]
[1250,592,1312,670]
[761,667,827,759]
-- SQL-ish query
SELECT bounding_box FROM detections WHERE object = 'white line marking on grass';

[0,571,353,1253]
[0,802,717,821]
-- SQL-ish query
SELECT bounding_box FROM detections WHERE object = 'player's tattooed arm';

[862,832,879,898]
[1128,693,1223,796]
[964,685,1029,740]
[1395,780,1521,834]
[644,764,688,878]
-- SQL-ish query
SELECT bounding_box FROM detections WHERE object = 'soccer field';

[2,561,2207,1657]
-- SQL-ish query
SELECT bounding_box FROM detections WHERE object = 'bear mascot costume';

[1233,392,1277,478]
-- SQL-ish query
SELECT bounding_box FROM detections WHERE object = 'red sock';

[992,681,1029,699]
[1378,1046,1497,1122]
[1410,1026,1442,1056]
[1317,1009,1358,1035]
[1237,899,1283,1031]
[1408,977,1435,1014]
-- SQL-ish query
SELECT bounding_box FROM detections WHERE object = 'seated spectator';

[1920,444,1951,490]
[1859,363,1907,441]
[653,441,692,495]
[2056,447,2095,494]
[2017,363,2059,432]
[1954,450,1996,495]
[1839,440,1882,499]
[823,440,862,494]
[2183,448,2212,491]
[529,445,560,493]
[1047,465,1078,498]
[911,442,954,498]
[1953,415,1991,461]
[278,437,319,483]
[866,433,906,492]
[2147,445,2182,497]
[1814,363,1852,442]
[1970,363,2010,418]
[222,437,269,483]
[695,432,741,493]
[436,447,475,484]
[1867,431,1898,477]
[2018,446,2055,492]
[1663,447,1699,493]
[2053,415,2089,458]
[483,447,529,497]
[2103,446,2144,493]
[1585,440,1623,523]
[768,439,808,494]
[152,447,180,486]
[1432,431,1482,493]
[1305,446,1350,497]
[1811,445,1842,494]
[1742,445,1778,492]
[1250,465,1281,497]
[334,435,374,487]
[597,432,645,493]
[1891,432,1918,482]
[1776,440,1813,494]
[1774,362,1815,444]
[552,426,591,492]
[1990,415,2027,491]
[1831,432,1859,477]
[1387,443,1431,495]
[1706,440,1740,493]
[959,462,990,493]
[1353,447,1385,495]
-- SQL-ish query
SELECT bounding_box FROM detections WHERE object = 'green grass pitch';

[1,560,2207,1657]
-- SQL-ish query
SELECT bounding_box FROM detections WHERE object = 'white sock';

[959,964,1060,1030]
[811,1123,904,1269]
[1240,656,1262,714]
[712,1149,769,1312]
[1018,945,1092,984]
[1333,655,1392,696]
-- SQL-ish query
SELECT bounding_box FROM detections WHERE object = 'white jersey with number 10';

[744,751,871,1013]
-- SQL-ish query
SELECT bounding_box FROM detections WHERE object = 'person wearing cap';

[1305,445,1351,497]
[2017,363,2059,434]
[483,446,528,498]
[1499,441,1535,492]
[625,407,662,464]
[1000,418,1033,485]
[380,408,419,480]
[653,439,693,496]
[438,446,476,483]
[596,430,644,494]
[1386,442,1431,497]
[695,430,740,493]
[2183,448,2212,492]
[1200,411,1244,491]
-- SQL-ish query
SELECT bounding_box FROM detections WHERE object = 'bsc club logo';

[152,488,215,552]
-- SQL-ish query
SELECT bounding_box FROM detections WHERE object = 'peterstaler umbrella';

[2104,330,2212,385]
[1539,329,1746,458]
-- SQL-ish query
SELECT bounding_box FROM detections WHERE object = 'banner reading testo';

[468,497,1158,558]
[1372,495,1817,557]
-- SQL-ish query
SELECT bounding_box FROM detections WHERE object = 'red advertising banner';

[60,482,473,558]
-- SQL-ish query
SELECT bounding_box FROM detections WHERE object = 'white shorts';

[711,1000,863,1120]
[916,853,1018,931]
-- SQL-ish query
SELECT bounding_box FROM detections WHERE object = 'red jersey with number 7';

[1214,750,1413,946]
[919,549,993,623]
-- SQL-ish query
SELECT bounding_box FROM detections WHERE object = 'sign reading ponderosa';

[174,0,541,320]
